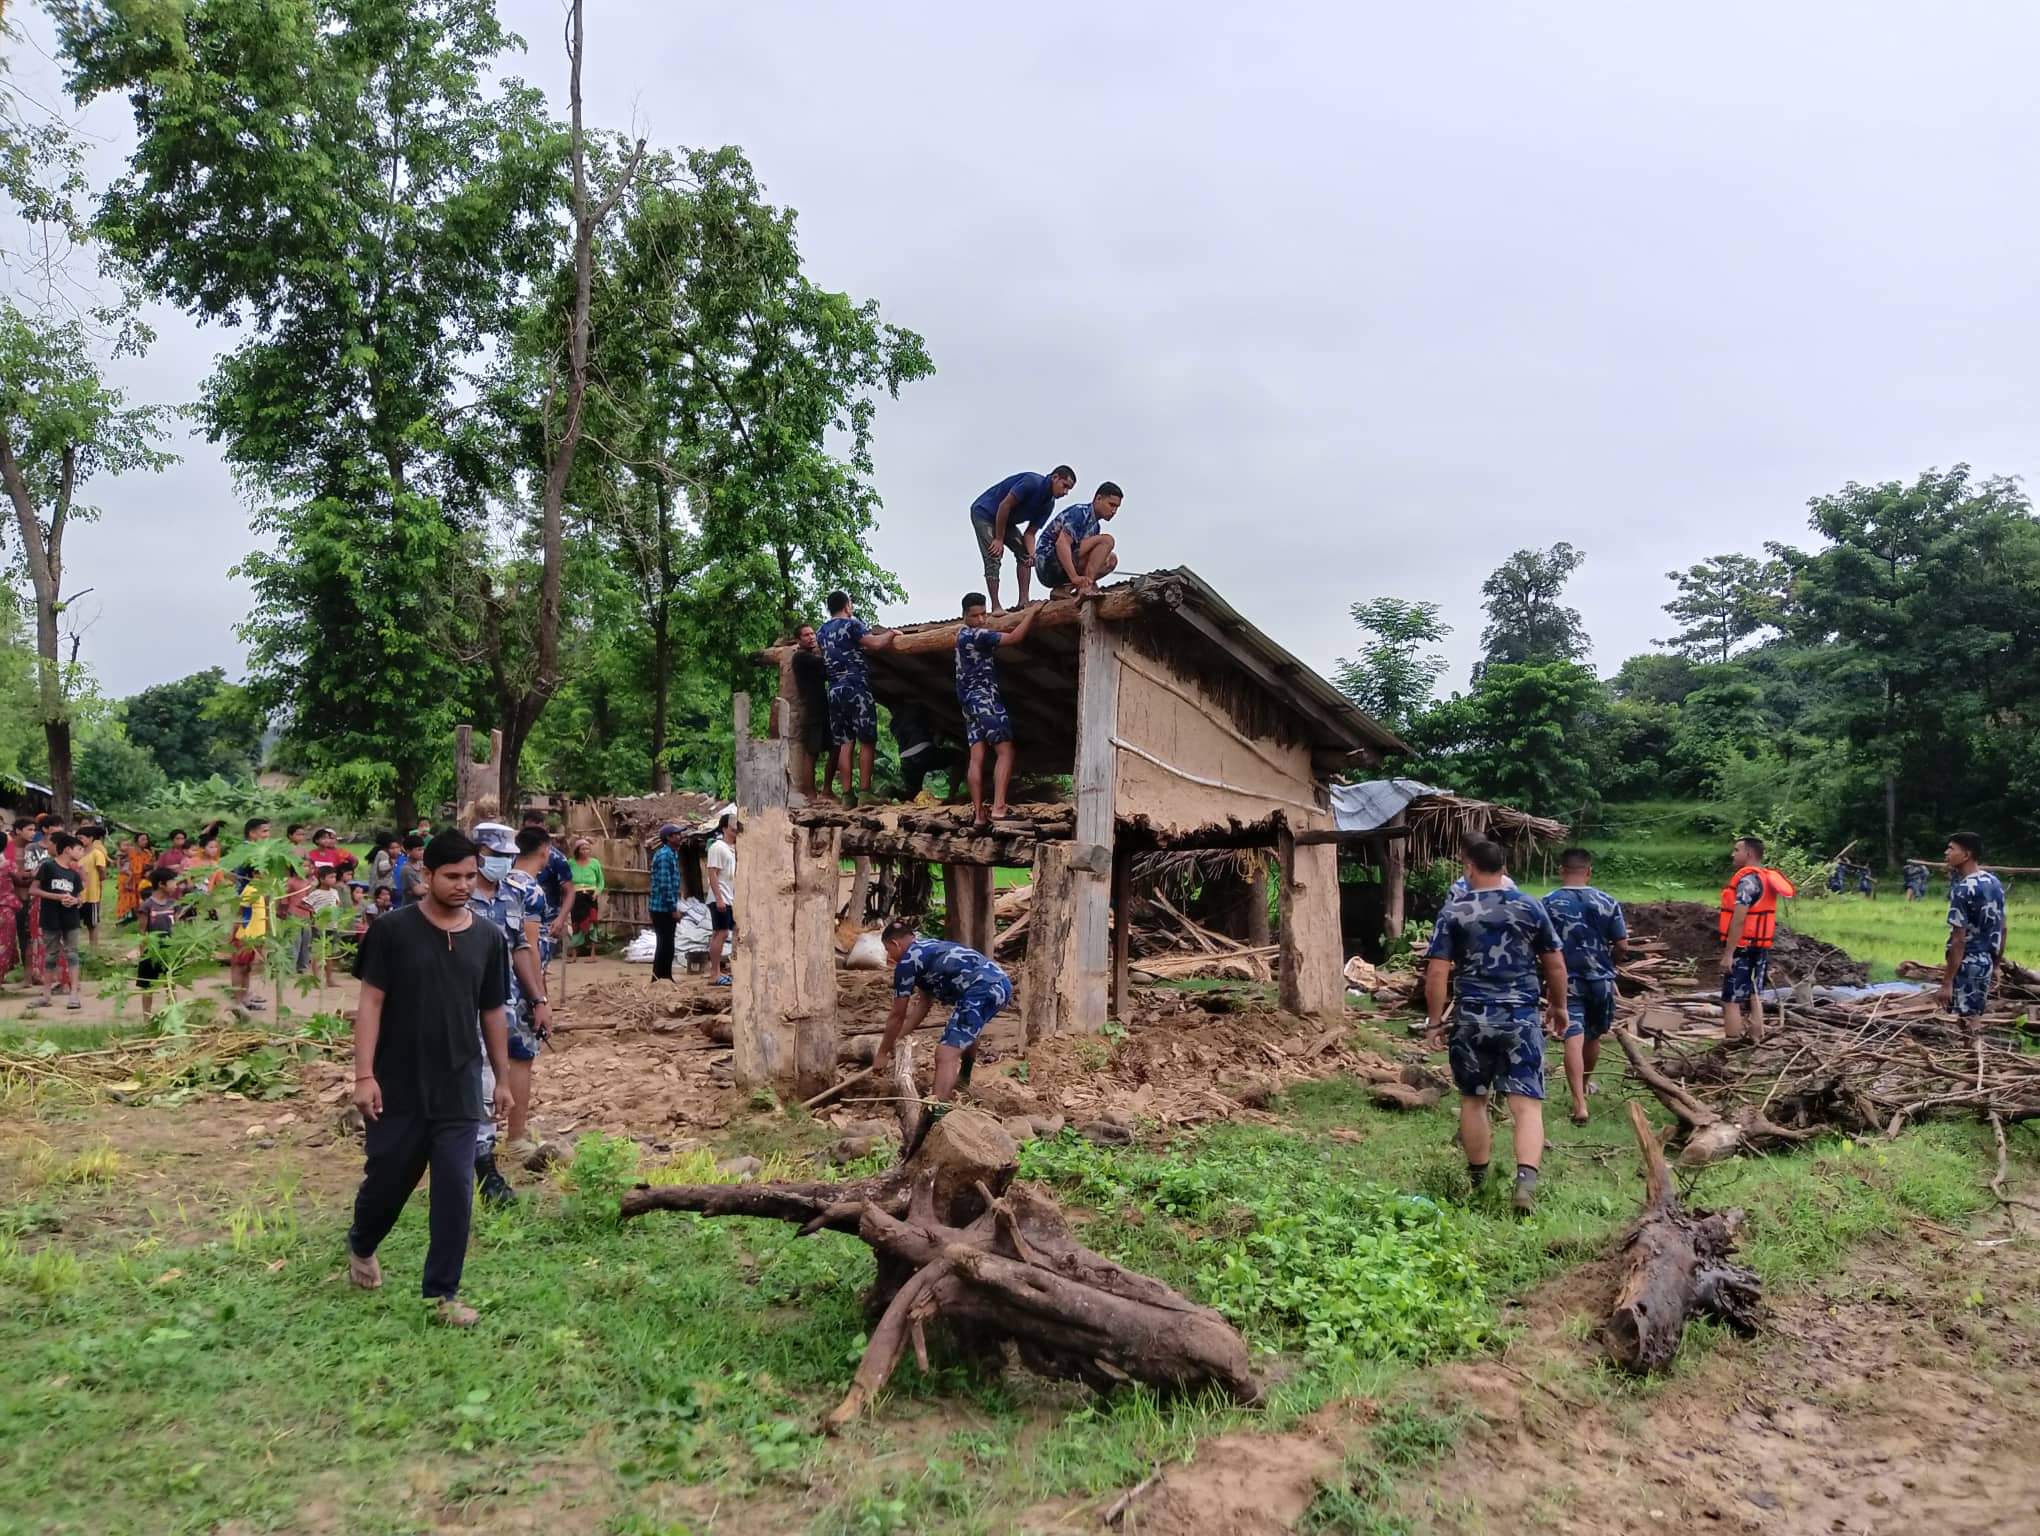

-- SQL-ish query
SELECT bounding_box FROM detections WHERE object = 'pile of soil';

[1624,900,1868,989]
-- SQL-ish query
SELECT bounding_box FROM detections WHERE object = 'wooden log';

[755,588,1148,666]
[1064,604,1117,1035]
[1110,843,1132,1022]
[840,828,1040,867]
[1604,1102,1762,1374]
[1025,842,1078,1043]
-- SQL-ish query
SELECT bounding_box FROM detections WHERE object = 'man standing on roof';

[1035,482,1122,598]
[1424,840,1567,1214]
[1542,848,1628,1125]
[1719,835,1795,1046]
[970,465,1074,613]
[1941,832,2006,1027]
[955,592,1042,826]
[818,591,899,805]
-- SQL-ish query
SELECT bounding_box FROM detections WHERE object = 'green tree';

[1410,660,1605,819]
[56,0,563,824]
[1332,597,1449,733]
[74,722,164,809]
[121,667,264,782]
[1775,465,2040,866]
[0,300,174,819]
[1658,552,1781,663]
[1478,542,1588,667]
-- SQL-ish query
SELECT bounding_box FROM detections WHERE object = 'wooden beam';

[1277,820,1299,1011]
[840,828,1038,867]
[1290,825,1412,847]
[1381,809,1407,944]
[1064,604,1119,1035]
[756,588,1146,666]
[1277,817,1346,1018]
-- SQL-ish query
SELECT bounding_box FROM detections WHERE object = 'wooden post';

[1381,809,1407,945]
[1061,604,1120,1035]
[733,693,791,813]
[1278,817,1346,1018]
[1246,852,1271,950]
[1024,842,1075,1043]
[943,863,996,951]
[847,856,872,926]
[1110,843,1132,1022]
[732,809,840,1096]
[454,724,506,821]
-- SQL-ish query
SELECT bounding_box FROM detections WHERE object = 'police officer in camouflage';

[1542,848,1629,1127]
[1424,839,1569,1213]
[954,592,1043,827]
[1941,832,2007,1026]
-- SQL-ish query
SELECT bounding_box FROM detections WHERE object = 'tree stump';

[1604,1101,1763,1373]
[619,1104,1261,1428]
[1613,1027,1813,1166]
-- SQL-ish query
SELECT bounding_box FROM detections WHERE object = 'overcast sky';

[14,1,2040,700]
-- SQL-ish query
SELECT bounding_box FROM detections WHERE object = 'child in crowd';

[136,870,185,1019]
[31,833,87,1011]
[76,824,108,949]
[304,864,345,986]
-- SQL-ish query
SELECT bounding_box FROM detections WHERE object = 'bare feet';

[988,802,1010,820]
[433,1298,480,1327]
[347,1250,382,1290]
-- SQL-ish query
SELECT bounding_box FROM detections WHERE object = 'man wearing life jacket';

[1719,835,1795,1045]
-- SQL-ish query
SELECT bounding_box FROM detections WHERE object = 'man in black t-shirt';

[345,831,514,1326]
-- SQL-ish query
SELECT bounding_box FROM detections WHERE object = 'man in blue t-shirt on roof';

[970,465,1074,612]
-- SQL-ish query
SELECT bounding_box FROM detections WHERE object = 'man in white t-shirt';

[705,814,740,986]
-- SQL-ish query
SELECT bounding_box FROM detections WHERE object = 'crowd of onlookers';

[0,805,610,1018]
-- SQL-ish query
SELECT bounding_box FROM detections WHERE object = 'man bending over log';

[1424,839,1568,1214]
[873,918,1013,1128]
[955,592,1042,826]
[1034,482,1123,597]
[1542,847,1628,1126]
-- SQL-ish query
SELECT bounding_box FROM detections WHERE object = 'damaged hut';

[729,568,1408,1096]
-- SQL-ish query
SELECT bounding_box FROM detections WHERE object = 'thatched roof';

[1332,777,1569,869]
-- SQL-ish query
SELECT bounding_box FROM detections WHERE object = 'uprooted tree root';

[619,1062,1260,1430]
[1605,1102,1762,1374]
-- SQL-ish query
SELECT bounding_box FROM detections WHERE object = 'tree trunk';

[497,704,531,820]
[621,1107,1260,1428]
[1604,1102,1762,1372]
[392,784,418,832]
[650,482,674,792]
[1884,771,1898,875]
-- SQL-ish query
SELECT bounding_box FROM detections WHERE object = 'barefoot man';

[1424,840,1567,1214]
[1034,482,1123,597]
[955,591,1042,826]
[1541,848,1628,1125]
[346,830,515,1327]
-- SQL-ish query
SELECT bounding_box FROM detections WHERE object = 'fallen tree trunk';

[1604,1102,1762,1373]
[620,1106,1261,1427]
[1613,1027,1815,1166]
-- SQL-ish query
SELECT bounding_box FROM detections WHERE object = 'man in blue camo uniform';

[817,590,898,805]
[467,822,550,1203]
[954,592,1043,827]
[1542,848,1629,1126]
[873,918,1014,1144]
[1903,860,1930,902]
[1424,839,1569,1213]
[1940,831,2007,1026]
[1034,482,1123,596]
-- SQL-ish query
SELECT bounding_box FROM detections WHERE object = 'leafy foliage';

[1477,541,1587,667]
[1658,552,1782,663]
[1408,659,1605,821]
[1332,599,1449,733]
[118,668,263,783]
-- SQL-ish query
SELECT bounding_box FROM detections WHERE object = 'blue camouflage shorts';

[1720,947,1769,1004]
[1952,957,1994,1017]
[1564,980,1617,1042]
[507,1003,541,1063]
[1448,1003,1545,1100]
[942,975,1012,1050]
[828,682,877,745]
[963,697,1013,747]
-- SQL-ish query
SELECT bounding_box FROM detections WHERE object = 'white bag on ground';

[623,928,658,963]
[843,930,887,970]
[675,897,712,957]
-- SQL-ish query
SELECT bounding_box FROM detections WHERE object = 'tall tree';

[56,0,562,824]
[1658,552,1781,663]
[1410,659,1605,819]
[1332,597,1449,733]
[0,301,172,817]
[1478,542,1588,667]
[1774,465,2040,867]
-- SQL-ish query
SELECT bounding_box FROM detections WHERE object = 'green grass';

[0,1010,2021,1533]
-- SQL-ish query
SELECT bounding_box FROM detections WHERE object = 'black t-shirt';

[37,863,84,932]
[353,903,509,1121]
[792,649,829,714]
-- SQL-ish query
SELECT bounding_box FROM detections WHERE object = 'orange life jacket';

[1718,867,1796,948]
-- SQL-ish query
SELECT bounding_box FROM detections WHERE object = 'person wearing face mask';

[466,823,549,1202]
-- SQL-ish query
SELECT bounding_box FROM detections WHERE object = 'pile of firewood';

[987,882,1278,982]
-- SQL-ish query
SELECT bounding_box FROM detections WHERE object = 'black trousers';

[650,909,678,980]
[348,1109,481,1299]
